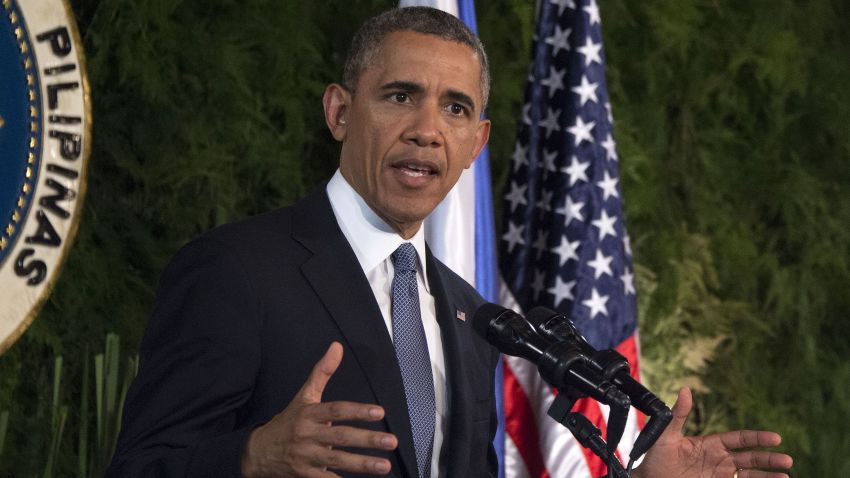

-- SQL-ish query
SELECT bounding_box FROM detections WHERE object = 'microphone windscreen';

[526,306,594,354]
[525,306,560,329]
[471,302,511,340]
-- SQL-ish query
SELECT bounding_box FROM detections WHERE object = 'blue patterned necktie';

[391,243,435,478]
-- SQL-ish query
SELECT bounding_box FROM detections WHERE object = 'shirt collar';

[326,169,430,290]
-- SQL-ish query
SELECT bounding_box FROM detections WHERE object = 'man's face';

[324,31,490,238]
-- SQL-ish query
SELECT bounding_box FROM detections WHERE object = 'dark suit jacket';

[107,188,500,477]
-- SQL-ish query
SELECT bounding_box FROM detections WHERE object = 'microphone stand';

[547,388,630,478]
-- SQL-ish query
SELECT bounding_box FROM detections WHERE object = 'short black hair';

[343,6,490,110]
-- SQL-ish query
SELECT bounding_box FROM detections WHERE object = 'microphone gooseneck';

[524,306,673,460]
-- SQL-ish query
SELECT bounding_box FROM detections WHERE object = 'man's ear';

[322,83,351,141]
[465,118,491,169]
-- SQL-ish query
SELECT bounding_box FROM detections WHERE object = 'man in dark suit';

[110,6,793,478]
[109,7,495,478]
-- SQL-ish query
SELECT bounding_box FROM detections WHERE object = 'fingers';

[299,402,396,450]
[718,430,782,450]
[287,444,390,477]
[287,416,396,475]
[725,433,792,478]
[736,471,790,478]
[312,424,397,451]
[305,400,386,423]
[667,386,693,435]
[249,403,397,477]
[285,427,393,476]
[243,342,399,477]
[308,446,392,475]
[299,342,345,403]
[734,450,794,470]
[300,469,341,478]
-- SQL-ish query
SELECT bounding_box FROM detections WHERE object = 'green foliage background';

[1,0,848,475]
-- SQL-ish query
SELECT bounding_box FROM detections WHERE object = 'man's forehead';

[374,30,479,63]
[365,31,482,97]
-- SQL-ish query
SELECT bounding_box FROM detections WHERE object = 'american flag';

[499,1,644,476]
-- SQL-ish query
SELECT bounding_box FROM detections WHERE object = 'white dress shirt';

[326,170,447,478]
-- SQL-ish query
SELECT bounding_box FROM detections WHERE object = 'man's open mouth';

[393,161,438,177]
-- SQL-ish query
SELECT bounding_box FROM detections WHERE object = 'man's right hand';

[241,342,398,477]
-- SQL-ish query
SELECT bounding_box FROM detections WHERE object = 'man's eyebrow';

[446,90,476,112]
[379,81,424,94]
[379,81,477,111]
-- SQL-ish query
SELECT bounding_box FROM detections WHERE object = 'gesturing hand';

[633,387,793,478]
[241,342,398,477]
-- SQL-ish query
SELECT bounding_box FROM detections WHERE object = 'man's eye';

[392,93,409,103]
[449,104,467,116]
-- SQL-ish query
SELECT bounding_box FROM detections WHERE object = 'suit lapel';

[291,190,419,478]
[426,248,475,477]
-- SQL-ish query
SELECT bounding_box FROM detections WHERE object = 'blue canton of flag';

[499,0,636,351]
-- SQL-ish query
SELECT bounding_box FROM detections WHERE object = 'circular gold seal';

[0,0,91,354]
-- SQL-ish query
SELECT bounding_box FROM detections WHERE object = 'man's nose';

[402,105,443,147]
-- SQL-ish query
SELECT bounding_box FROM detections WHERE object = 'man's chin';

[377,203,439,237]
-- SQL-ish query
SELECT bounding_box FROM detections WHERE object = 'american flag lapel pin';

[456,309,466,322]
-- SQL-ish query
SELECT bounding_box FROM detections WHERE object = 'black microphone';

[472,303,630,409]
[525,306,672,460]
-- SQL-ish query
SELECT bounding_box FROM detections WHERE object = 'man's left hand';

[632,387,793,478]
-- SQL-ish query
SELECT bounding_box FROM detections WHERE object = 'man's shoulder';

[427,253,485,308]
[200,206,294,246]
[192,186,331,251]
[429,256,473,288]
